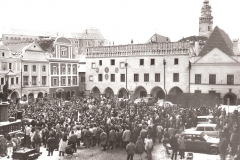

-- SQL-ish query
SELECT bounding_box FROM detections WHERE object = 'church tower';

[199,0,213,37]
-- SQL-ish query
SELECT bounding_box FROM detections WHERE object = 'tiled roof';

[178,36,208,42]
[6,43,30,53]
[147,34,171,43]
[199,26,233,56]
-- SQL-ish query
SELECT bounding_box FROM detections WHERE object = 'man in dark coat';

[219,133,228,160]
[47,134,56,156]
[68,131,77,152]
[169,132,178,160]
[230,129,239,155]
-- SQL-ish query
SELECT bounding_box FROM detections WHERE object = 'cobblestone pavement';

[2,143,224,160]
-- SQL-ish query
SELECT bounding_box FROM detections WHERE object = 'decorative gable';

[195,48,237,64]
[25,42,44,52]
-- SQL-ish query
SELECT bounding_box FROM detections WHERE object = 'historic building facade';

[85,41,193,100]
[48,37,79,100]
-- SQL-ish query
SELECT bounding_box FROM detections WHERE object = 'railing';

[86,42,191,57]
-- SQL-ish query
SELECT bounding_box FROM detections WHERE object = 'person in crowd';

[33,128,42,153]
[76,127,82,148]
[25,124,31,148]
[169,132,179,160]
[59,135,68,156]
[47,134,56,156]
[100,128,107,151]
[135,136,145,159]
[122,126,131,149]
[219,133,228,160]
[126,139,136,160]
[68,130,77,152]
[230,128,238,155]
[55,128,63,151]
[163,128,170,155]
[108,126,116,150]
[144,135,153,160]
[178,134,185,159]
[6,134,13,159]
[0,135,7,157]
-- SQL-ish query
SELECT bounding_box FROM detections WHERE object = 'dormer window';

[61,47,67,56]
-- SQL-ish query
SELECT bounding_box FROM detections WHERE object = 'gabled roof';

[199,26,233,56]
[178,36,208,42]
[147,33,171,43]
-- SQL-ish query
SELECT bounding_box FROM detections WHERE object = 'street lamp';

[163,58,167,99]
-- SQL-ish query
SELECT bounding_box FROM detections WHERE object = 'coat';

[122,130,131,142]
[109,130,116,142]
[100,132,107,146]
[47,137,56,149]
[126,142,136,155]
[178,136,185,149]
[59,139,68,152]
[135,139,145,154]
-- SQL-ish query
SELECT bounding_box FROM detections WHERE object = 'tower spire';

[199,0,213,37]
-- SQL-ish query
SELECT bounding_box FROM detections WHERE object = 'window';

[98,74,103,82]
[62,78,66,85]
[208,26,211,31]
[195,74,201,84]
[195,90,201,94]
[1,78,4,85]
[227,75,234,85]
[61,47,67,56]
[68,78,71,85]
[174,58,178,65]
[2,52,4,57]
[99,60,102,66]
[120,74,125,82]
[42,76,46,85]
[23,76,28,85]
[16,77,18,84]
[144,74,149,82]
[68,67,71,74]
[73,67,76,74]
[196,127,204,131]
[81,76,85,82]
[73,77,77,85]
[173,73,179,82]
[53,66,57,74]
[120,62,125,69]
[140,59,144,65]
[209,74,216,84]
[155,73,160,82]
[89,76,93,82]
[53,78,58,86]
[62,66,66,74]
[91,63,96,69]
[205,127,214,131]
[209,91,216,94]
[111,74,115,82]
[150,59,155,65]
[24,65,28,72]
[32,65,36,72]
[134,74,139,82]
[9,63,12,70]
[2,62,7,71]
[42,65,46,72]
[11,78,14,85]
[111,59,115,65]
[32,76,37,85]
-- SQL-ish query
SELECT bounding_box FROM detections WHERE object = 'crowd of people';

[0,96,240,160]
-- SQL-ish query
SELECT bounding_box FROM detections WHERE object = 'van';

[143,97,157,105]
[195,124,219,138]
[197,116,214,124]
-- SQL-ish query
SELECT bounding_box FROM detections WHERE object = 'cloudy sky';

[0,0,240,44]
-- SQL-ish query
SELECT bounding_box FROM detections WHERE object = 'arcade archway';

[91,87,100,98]
[134,86,147,98]
[150,86,165,99]
[10,91,19,103]
[66,91,71,100]
[28,93,34,102]
[71,90,75,97]
[118,88,128,98]
[104,87,114,99]
[168,87,183,95]
[57,92,62,99]
[38,92,43,98]
[223,92,237,105]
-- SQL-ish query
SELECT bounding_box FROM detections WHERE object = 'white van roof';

[197,124,217,127]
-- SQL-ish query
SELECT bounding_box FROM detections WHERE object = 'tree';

[37,39,55,52]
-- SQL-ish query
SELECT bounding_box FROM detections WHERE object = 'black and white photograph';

[0,0,240,159]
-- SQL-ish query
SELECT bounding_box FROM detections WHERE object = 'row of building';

[1,0,240,107]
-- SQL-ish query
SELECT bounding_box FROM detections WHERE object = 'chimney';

[233,39,240,55]
[195,41,200,56]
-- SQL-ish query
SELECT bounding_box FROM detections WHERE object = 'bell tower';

[199,0,213,37]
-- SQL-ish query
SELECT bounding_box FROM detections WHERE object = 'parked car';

[185,124,219,138]
[181,131,219,155]
[134,97,157,105]
[197,116,214,124]
[154,99,175,108]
